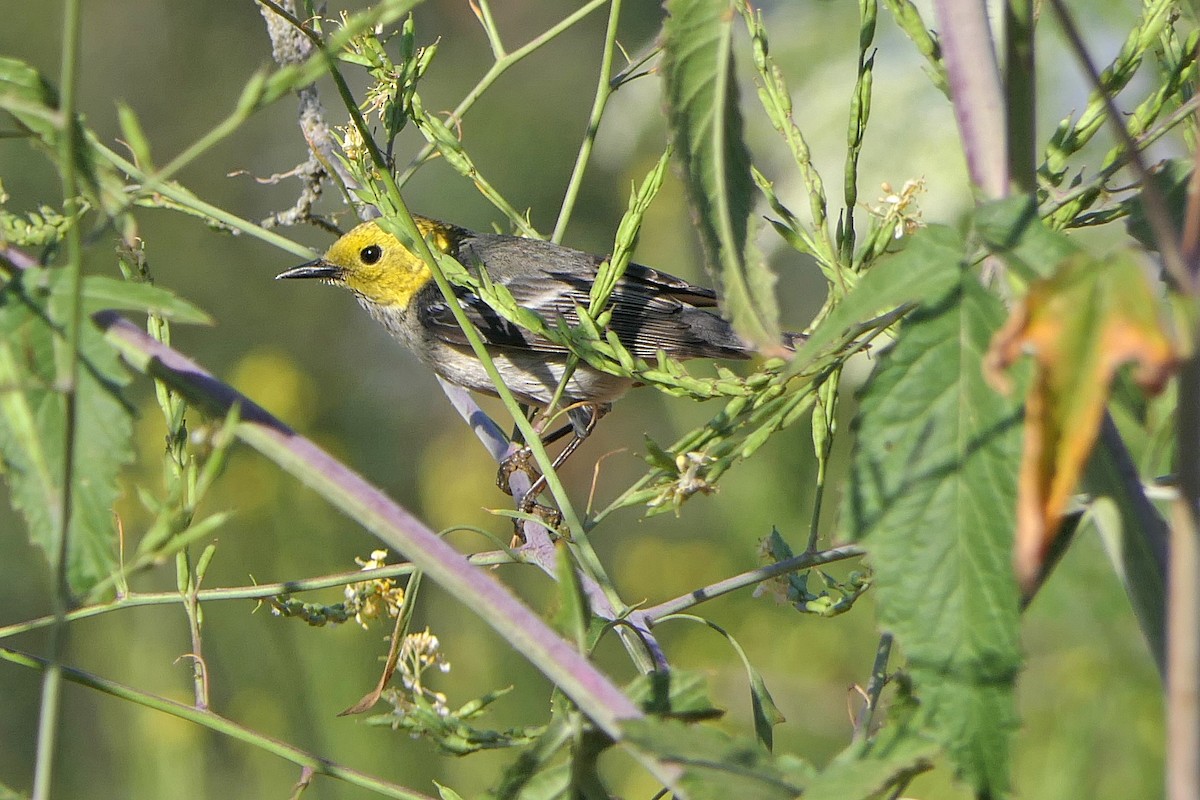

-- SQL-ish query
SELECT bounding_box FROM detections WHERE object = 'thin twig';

[33,1,83,796]
[0,552,518,641]
[642,544,865,623]
[551,0,622,243]
[852,632,893,743]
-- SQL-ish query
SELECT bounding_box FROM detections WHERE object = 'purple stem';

[92,311,646,741]
[933,0,1009,196]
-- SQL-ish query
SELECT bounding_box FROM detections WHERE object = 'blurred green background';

[0,1,1164,798]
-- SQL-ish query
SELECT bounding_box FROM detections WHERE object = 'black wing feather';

[417,232,749,359]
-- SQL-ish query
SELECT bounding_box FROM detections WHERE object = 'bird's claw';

[496,446,539,494]
[510,499,564,545]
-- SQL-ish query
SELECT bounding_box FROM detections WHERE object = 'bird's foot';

[510,500,564,545]
[496,445,539,495]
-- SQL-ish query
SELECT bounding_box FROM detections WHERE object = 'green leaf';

[79,277,212,324]
[0,57,124,215]
[625,669,723,721]
[551,541,588,652]
[623,718,813,800]
[787,225,965,374]
[0,267,133,596]
[433,782,465,800]
[804,724,937,800]
[661,0,781,350]
[976,195,1082,281]
[494,712,575,800]
[0,56,59,141]
[659,616,784,749]
[1124,158,1191,253]
[0,779,30,800]
[844,270,1022,796]
[1083,460,1167,676]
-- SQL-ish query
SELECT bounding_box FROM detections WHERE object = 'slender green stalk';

[642,544,865,623]
[841,0,877,265]
[4,647,438,800]
[396,0,609,185]
[552,0,622,243]
[97,2,416,229]
[1040,93,1200,221]
[880,0,946,94]
[806,369,840,552]
[851,632,893,743]
[34,2,83,797]
[94,311,684,790]
[473,0,506,58]
[0,552,517,641]
[1004,0,1036,194]
[741,3,836,271]
[1045,0,1186,286]
[96,144,312,257]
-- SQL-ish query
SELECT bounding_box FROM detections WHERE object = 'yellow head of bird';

[276,218,452,308]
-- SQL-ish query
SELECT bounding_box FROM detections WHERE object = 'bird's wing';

[416,233,747,359]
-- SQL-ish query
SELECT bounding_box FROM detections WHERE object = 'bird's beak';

[275,258,343,281]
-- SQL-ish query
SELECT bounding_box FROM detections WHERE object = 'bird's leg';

[516,403,607,512]
[496,404,596,494]
[496,405,540,493]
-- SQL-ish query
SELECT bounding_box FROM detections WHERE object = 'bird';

[276,216,791,493]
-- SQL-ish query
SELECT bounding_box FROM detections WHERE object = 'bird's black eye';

[360,244,383,265]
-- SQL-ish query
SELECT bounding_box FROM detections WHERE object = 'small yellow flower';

[343,549,405,629]
[874,178,926,239]
[395,628,452,716]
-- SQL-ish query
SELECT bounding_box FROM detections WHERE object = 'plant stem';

[933,0,1008,198]
[642,544,865,623]
[852,632,893,743]
[0,551,517,641]
[1004,0,1036,194]
[34,1,82,796]
[5,647,438,800]
[93,311,684,789]
[396,0,610,185]
[552,0,622,243]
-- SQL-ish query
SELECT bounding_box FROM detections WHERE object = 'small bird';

[276,217,780,420]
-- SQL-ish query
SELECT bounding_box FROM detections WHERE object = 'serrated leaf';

[787,225,966,375]
[0,267,133,596]
[845,271,1022,796]
[662,0,781,351]
[985,248,1175,595]
[79,277,212,324]
[623,718,813,800]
